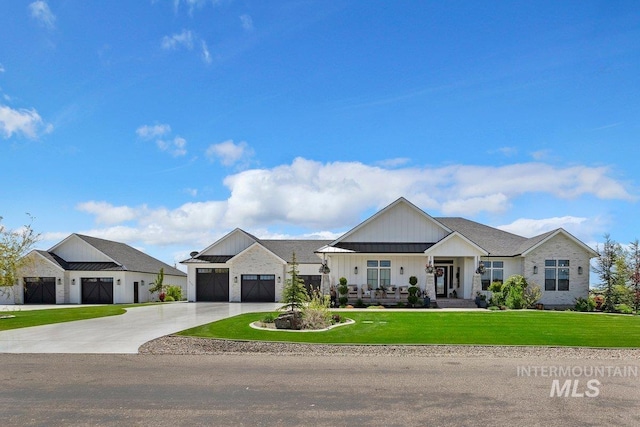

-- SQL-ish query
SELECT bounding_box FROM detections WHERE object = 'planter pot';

[423,297,431,308]
[478,300,488,308]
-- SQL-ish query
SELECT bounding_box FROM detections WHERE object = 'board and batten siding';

[53,236,112,263]
[342,202,448,243]
[201,230,256,257]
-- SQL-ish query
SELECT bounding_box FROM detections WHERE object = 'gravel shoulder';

[139,335,640,359]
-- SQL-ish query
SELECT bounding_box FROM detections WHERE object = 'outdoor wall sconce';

[400,266,404,275]
[354,266,358,275]
[234,276,238,283]
[533,266,538,274]
[578,266,583,275]
[278,276,281,283]
[72,279,76,285]
[140,280,145,286]
[117,279,121,286]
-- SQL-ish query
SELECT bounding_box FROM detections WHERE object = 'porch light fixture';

[400,266,404,275]
[72,279,76,285]
[354,266,358,275]
[234,276,238,283]
[117,279,121,286]
[278,276,281,283]
[57,278,62,285]
[578,266,583,275]
[140,280,145,286]
[533,265,538,274]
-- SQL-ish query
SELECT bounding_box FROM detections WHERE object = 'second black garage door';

[196,268,230,301]
[241,274,275,302]
[81,278,114,304]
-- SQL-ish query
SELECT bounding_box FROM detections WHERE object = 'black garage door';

[241,274,275,302]
[82,278,114,304]
[23,277,56,304]
[196,268,229,301]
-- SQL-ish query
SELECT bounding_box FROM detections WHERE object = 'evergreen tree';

[280,252,308,312]
[628,239,640,314]
[594,234,623,313]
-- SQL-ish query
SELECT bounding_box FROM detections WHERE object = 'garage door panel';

[241,274,275,302]
[24,277,56,304]
[196,268,229,302]
[81,278,113,304]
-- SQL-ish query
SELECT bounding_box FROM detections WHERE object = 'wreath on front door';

[435,267,444,277]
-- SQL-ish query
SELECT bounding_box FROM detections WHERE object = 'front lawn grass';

[0,304,153,331]
[178,310,640,348]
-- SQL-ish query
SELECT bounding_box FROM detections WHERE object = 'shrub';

[523,284,542,308]
[261,313,277,323]
[490,275,540,309]
[166,285,183,301]
[163,295,175,302]
[396,301,405,308]
[355,298,364,308]
[505,285,525,309]
[615,304,633,314]
[574,297,596,312]
[302,291,332,329]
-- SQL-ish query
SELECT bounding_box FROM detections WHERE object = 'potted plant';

[475,292,488,308]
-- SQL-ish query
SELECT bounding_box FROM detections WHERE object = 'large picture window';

[481,261,504,290]
[367,260,391,289]
[545,260,570,291]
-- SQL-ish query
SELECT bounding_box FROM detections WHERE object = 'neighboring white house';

[1,234,186,305]
[184,197,597,307]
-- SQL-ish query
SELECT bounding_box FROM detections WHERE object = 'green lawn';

[0,304,153,331]
[178,310,640,348]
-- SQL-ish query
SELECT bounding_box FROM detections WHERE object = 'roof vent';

[189,251,199,258]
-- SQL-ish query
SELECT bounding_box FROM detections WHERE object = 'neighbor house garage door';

[196,268,229,301]
[241,274,275,302]
[81,278,114,304]
[23,277,56,304]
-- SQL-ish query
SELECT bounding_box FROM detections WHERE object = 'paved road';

[0,302,279,353]
[0,353,638,426]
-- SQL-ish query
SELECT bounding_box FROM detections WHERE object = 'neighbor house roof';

[42,234,186,276]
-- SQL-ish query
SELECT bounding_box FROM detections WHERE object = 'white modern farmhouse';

[2,234,186,305]
[184,197,596,308]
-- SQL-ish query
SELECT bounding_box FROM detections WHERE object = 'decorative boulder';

[274,311,303,330]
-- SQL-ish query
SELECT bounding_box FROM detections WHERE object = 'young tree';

[594,234,623,313]
[280,252,308,312]
[0,215,40,292]
[148,268,166,300]
[628,239,640,314]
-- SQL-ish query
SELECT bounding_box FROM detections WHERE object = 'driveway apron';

[0,302,279,354]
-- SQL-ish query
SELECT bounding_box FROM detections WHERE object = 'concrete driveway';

[0,302,279,354]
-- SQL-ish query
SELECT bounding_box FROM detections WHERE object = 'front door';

[435,266,448,298]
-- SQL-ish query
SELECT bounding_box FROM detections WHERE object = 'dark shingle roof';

[435,217,528,256]
[73,234,186,276]
[333,242,435,253]
[35,250,68,269]
[259,240,332,263]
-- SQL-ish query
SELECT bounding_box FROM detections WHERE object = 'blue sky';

[1,0,639,270]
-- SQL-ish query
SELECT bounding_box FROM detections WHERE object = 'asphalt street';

[1,353,638,426]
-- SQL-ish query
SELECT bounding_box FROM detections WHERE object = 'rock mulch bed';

[139,335,640,360]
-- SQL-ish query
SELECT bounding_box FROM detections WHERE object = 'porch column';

[425,273,435,300]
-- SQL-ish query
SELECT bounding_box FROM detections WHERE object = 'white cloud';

[29,1,56,29]
[376,157,410,168]
[136,124,171,139]
[161,30,194,50]
[206,139,254,166]
[136,123,187,156]
[76,201,141,225]
[497,216,608,244]
[72,158,634,252]
[240,14,254,31]
[0,105,53,139]
[201,40,212,64]
[0,64,5,73]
